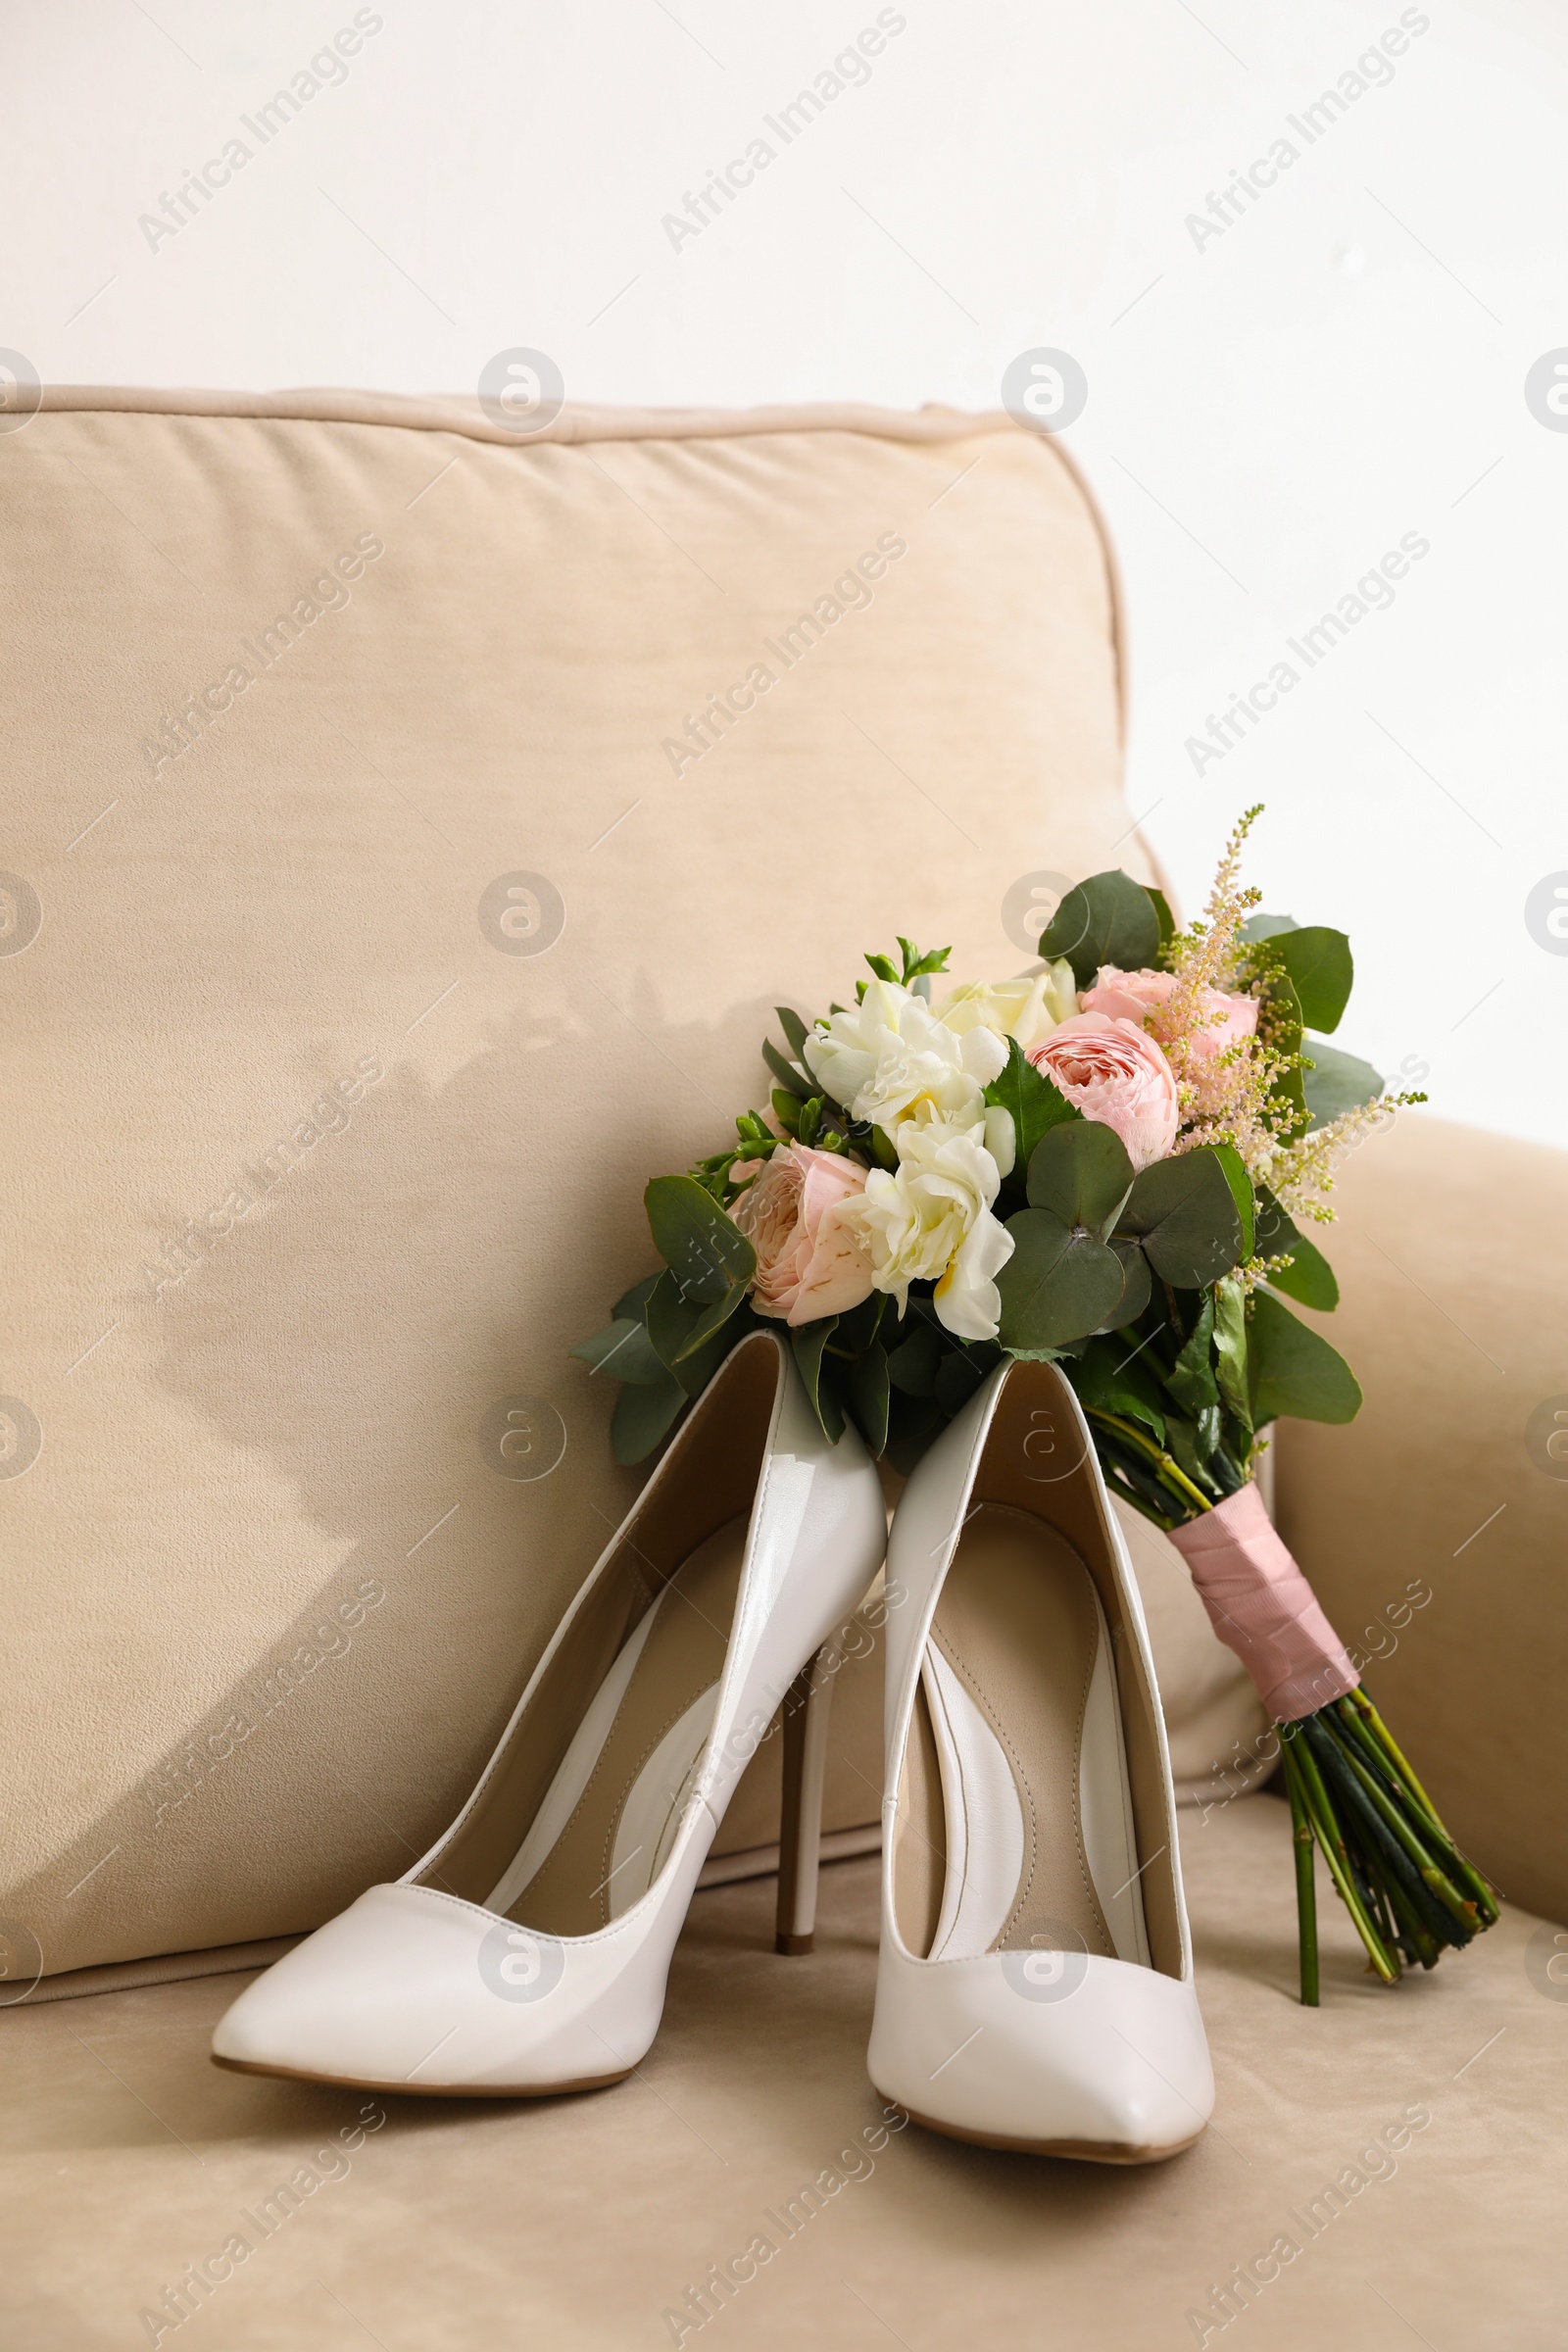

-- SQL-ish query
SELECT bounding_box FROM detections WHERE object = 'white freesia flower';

[935,1200,1017,1342]
[805,978,1006,1132]
[843,1102,1014,1342]
[935,960,1077,1054]
[982,1102,1016,1178]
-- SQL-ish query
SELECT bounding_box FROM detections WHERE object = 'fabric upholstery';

[2,1801,1558,2349]
[1,388,1218,1979]
[1275,1110,1568,1922]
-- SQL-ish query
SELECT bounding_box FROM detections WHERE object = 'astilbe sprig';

[1140,807,1303,1184]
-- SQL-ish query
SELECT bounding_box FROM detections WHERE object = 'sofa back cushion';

[0,389,1231,1977]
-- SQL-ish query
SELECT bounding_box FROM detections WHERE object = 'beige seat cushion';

[2,1798,1559,2347]
[2,388,1269,1982]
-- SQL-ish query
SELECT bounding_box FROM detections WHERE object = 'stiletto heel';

[774,1645,834,1955]
[211,1333,886,2097]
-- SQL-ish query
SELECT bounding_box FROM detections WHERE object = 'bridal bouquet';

[574,808,1496,2001]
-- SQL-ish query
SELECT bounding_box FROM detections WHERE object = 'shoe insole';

[486,1516,749,1937]
[894,1503,1150,1967]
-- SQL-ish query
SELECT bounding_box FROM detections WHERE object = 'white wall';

[8,0,1566,1146]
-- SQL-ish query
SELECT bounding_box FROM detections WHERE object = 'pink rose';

[1027,1013,1179,1172]
[729,1145,874,1325]
[1081,966,1257,1062]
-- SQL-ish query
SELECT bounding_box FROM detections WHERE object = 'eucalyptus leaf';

[1301,1038,1383,1131]
[1240,912,1299,943]
[670,1279,752,1363]
[1251,1184,1295,1257]
[847,1343,890,1455]
[1248,1290,1363,1428]
[611,1366,686,1463]
[1266,1236,1340,1311]
[1036,869,1161,987]
[835,1290,888,1354]
[1147,885,1176,949]
[997,1207,1127,1350]
[1025,1117,1135,1236]
[934,1346,991,1418]
[646,1269,737,1396]
[983,1037,1079,1171]
[1253,1187,1340,1309]
[1101,1238,1152,1329]
[1269,926,1353,1035]
[1117,1147,1246,1289]
[611,1271,662,1323]
[644,1174,755,1305]
[886,1387,943,1475]
[570,1317,667,1386]
[887,1321,943,1396]
[791,1318,846,1443]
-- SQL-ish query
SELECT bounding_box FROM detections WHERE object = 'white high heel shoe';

[212,1331,887,2096]
[867,1358,1214,2162]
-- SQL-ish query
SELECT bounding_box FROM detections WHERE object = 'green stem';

[1101,1463,1178,1532]
[1348,1689,1442,1825]
[1379,1861,1443,1971]
[1342,1693,1498,1924]
[1085,1409,1214,1517]
[1282,1740,1319,2006]
[1303,1719,1459,1951]
[1327,1722,1477,1934]
[1285,1724,1400,1983]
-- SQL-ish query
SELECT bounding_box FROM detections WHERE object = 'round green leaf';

[998,1207,1127,1349]
[1025,1117,1135,1234]
[1101,1239,1151,1329]
[1036,869,1161,987]
[1117,1147,1246,1288]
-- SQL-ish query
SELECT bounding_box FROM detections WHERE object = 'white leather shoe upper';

[867,1359,1215,2159]
[214,1332,887,2092]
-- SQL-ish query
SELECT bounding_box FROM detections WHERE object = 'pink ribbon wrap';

[1165,1481,1358,1724]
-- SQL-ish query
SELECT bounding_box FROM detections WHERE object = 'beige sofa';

[2,391,1562,2347]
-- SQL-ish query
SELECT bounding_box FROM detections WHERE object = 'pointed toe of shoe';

[211,1887,416,2084]
[210,1883,666,2094]
[869,1949,1215,2162]
[212,1884,522,2090]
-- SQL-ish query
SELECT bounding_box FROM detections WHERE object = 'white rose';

[935,959,1077,1054]
[842,1103,1015,1343]
[805,979,1005,1132]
